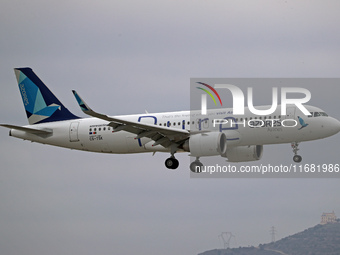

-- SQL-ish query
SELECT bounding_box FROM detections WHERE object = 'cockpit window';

[308,112,328,118]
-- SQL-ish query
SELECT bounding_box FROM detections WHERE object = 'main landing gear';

[165,156,179,169]
[165,156,204,173]
[164,156,204,172]
[164,144,203,172]
[291,142,302,163]
[190,157,203,173]
[165,145,179,170]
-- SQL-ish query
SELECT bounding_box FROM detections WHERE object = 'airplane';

[1,68,340,172]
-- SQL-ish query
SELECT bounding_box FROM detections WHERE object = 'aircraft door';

[69,122,80,142]
[285,106,296,119]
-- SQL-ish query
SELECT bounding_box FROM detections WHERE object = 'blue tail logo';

[15,68,79,124]
[297,116,309,130]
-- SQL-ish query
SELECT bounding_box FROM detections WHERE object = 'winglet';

[72,90,92,112]
[72,90,111,121]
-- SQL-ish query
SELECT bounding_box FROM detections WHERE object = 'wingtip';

[72,90,91,112]
[72,90,79,98]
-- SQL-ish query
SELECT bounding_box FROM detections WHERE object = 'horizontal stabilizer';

[0,124,53,135]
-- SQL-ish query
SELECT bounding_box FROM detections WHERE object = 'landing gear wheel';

[293,155,302,163]
[291,142,302,163]
[165,157,179,169]
[190,160,203,173]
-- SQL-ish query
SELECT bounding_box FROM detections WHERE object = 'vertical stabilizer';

[14,68,79,124]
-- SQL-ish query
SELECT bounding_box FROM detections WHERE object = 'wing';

[72,90,189,148]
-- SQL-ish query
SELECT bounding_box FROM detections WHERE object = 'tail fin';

[14,68,79,125]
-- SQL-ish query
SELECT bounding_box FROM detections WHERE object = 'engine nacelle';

[185,132,227,157]
[225,145,263,162]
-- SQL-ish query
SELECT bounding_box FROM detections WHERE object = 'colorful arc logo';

[196,82,223,106]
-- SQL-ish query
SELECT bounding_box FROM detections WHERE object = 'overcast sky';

[1,1,340,255]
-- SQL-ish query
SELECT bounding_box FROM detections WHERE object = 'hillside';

[265,222,340,255]
[199,222,340,255]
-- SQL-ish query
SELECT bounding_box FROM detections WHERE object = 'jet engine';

[225,145,263,162]
[184,132,227,157]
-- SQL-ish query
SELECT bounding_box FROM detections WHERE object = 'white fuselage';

[9,105,340,155]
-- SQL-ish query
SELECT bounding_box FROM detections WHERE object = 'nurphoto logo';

[197,83,311,116]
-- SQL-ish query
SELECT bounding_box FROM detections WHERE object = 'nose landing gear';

[165,156,179,169]
[291,142,302,163]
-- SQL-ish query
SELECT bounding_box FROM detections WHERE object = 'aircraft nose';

[330,117,340,135]
[334,118,340,133]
